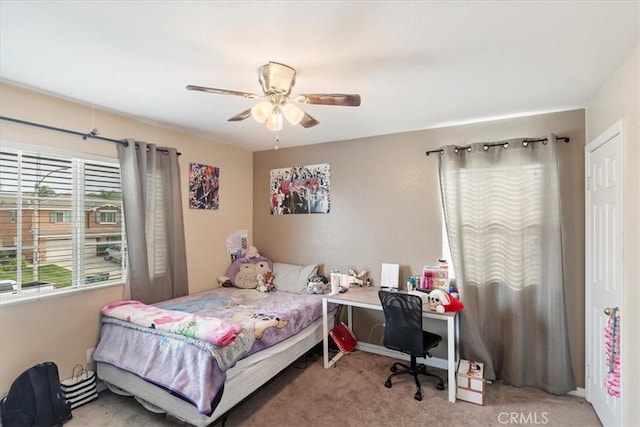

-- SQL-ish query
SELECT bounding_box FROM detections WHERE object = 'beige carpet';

[68,351,601,426]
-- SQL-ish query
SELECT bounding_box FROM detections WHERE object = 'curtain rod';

[0,115,181,156]
[425,136,570,156]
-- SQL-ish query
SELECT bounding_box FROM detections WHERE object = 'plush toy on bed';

[428,288,464,313]
[217,275,233,287]
[243,245,261,259]
[256,272,276,293]
[306,274,330,294]
[226,248,274,289]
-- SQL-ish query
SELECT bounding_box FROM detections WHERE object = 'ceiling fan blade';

[186,85,260,99]
[227,108,253,122]
[296,93,361,107]
[299,112,319,128]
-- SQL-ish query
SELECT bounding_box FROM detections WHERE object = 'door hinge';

[587,176,591,191]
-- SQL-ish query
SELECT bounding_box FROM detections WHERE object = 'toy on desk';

[428,288,464,313]
[348,266,369,286]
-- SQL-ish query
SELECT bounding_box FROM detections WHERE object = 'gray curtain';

[117,140,188,304]
[439,135,575,394]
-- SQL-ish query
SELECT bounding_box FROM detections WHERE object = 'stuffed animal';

[244,245,261,259]
[227,255,273,289]
[217,275,233,287]
[428,288,464,313]
[263,271,275,286]
[307,274,330,294]
[256,272,276,293]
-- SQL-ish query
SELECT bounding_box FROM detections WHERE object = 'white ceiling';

[1,1,638,152]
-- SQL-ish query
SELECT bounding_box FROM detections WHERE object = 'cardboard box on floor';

[456,359,485,405]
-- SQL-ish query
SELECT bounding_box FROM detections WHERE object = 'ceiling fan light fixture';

[282,103,304,126]
[251,101,272,123]
[266,110,283,131]
[187,61,361,133]
[260,62,296,95]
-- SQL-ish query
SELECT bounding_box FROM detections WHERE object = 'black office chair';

[378,290,445,401]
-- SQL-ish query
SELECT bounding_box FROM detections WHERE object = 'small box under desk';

[456,359,485,405]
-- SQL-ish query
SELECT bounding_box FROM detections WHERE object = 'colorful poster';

[189,163,219,209]
[269,163,330,215]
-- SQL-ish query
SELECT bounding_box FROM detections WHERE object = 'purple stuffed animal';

[226,256,273,289]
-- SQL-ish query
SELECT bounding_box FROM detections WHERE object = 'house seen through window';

[50,211,72,223]
[0,147,126,301]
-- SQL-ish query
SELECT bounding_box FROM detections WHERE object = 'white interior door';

[585,120,623,427]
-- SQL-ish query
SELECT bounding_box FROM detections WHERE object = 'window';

[97,210,117,224]
[442,163,544,289]
[0,146,126,302]
[441,209,455,280]
[50,211,72,223]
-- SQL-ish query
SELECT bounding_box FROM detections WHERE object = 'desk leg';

[323,298,329,368]
[447,316,456,403]
[323,299,345,368]
[455,313,460,362]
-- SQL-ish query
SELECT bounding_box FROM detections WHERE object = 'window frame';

[97,210,117,224]
[0,141,126,306]
[50,211,72,223]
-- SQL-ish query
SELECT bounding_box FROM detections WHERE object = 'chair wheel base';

[390,366,397,373]
[436,382,445,391]
[384,379,392,388]
[414,392,422,401]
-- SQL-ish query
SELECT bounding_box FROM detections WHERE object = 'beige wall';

[586,44,639,425]
[254,109,587,387]
[0,83,253,394]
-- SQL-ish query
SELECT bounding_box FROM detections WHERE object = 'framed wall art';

[189,162,219,209]
[270,163,330,215]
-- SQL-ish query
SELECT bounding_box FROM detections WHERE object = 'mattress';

[94,287,337,425]
[97,309,335,426]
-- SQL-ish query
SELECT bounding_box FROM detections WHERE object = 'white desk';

[322,287,460,403]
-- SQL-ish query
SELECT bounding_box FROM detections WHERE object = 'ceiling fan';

[186,61,361,131]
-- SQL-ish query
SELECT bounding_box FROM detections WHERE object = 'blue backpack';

[0,362,72,426]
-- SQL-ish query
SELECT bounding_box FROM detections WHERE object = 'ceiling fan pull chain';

[274,135,280,151]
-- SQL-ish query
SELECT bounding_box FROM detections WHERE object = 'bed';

[93,262,335,426]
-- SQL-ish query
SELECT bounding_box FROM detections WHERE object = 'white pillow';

[273,262,319,293]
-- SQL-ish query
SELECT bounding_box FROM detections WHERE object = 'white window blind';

[0,147,126,300]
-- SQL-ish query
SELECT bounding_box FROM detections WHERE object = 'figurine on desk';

[347,266,370,287]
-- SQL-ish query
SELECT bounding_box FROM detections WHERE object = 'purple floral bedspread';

[93,288,328,414]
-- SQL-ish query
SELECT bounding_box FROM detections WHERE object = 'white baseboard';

[568,387,585,398]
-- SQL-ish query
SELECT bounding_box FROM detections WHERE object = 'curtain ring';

[522,141,529,147]
[454,148,459,154]
[483,145,489,151]
[466,146,471,152]
[542,140,548,145]
[502,142,509,149]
